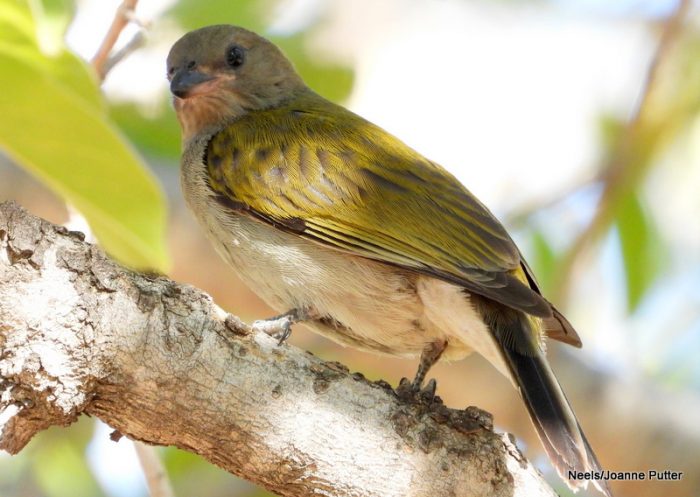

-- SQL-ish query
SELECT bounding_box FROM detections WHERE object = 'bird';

[167,24,611,496]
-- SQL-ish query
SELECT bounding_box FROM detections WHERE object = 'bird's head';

[167,25,306,143]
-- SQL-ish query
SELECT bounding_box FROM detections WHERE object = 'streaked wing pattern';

[206,97,551,317]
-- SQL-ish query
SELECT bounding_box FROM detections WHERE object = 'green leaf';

[273,33,354,103]
[29,0,76,51]
[0,0,169,271]
[0,0,101,108]
[27,418,102,497]
[529,230,557,295]
[110,102,182,161]
[31,437,103,497]
[165,0,271,33]
[616,192,663,312]
[163,447,240,497]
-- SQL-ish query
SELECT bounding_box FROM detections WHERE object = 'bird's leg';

[397,340,447,400]
[251,308,310,345]
[412,340,447,389]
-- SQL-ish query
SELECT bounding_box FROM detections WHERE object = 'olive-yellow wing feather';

[207,93,552,317]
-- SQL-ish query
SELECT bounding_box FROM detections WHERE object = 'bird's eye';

[226,45,245,68]
[167,66,175,79]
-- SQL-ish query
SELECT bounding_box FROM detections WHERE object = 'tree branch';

[0,202,556,497]
[91,0,141,80]
[134,441,175,497]
[551,0,691,301]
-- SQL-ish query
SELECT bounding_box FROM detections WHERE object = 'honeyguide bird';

[167,25,611,496]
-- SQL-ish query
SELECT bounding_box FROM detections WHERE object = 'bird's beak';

[170,69,217,99]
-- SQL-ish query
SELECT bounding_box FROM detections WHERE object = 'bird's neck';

[175,94,244,145]
[175,86,315,145]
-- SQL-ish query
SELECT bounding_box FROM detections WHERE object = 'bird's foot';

[251,308,308,345]
[419,378,438,402]
[252,315,293,345]
[395,340,446,402]
[396,377,438,403]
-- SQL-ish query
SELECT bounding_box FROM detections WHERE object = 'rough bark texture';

[0,202,556,497]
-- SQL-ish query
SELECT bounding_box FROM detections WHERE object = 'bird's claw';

[395,377,413,402]
[419,378,437,402]
[395,377,438,403]
[252,315,294,345]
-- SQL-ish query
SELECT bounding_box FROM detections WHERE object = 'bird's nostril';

[186,60,196,70]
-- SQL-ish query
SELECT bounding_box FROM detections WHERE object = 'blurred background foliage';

[0,0,170,271]
[1,0,699,497]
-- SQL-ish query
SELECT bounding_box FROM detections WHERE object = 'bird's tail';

[493,313,612,497]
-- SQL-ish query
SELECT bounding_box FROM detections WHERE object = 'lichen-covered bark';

[0,202,556,497]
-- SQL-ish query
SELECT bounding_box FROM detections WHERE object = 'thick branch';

[0,202,555,497]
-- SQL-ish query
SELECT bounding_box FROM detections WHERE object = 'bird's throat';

[175,94,247,143]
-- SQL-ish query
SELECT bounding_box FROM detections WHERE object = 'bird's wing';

[206,99,551,317]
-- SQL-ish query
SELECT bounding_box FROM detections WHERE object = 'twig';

[550,0,691,302]
[101,31,147,77]
[134,442,176,497]
[91,0,140,80]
